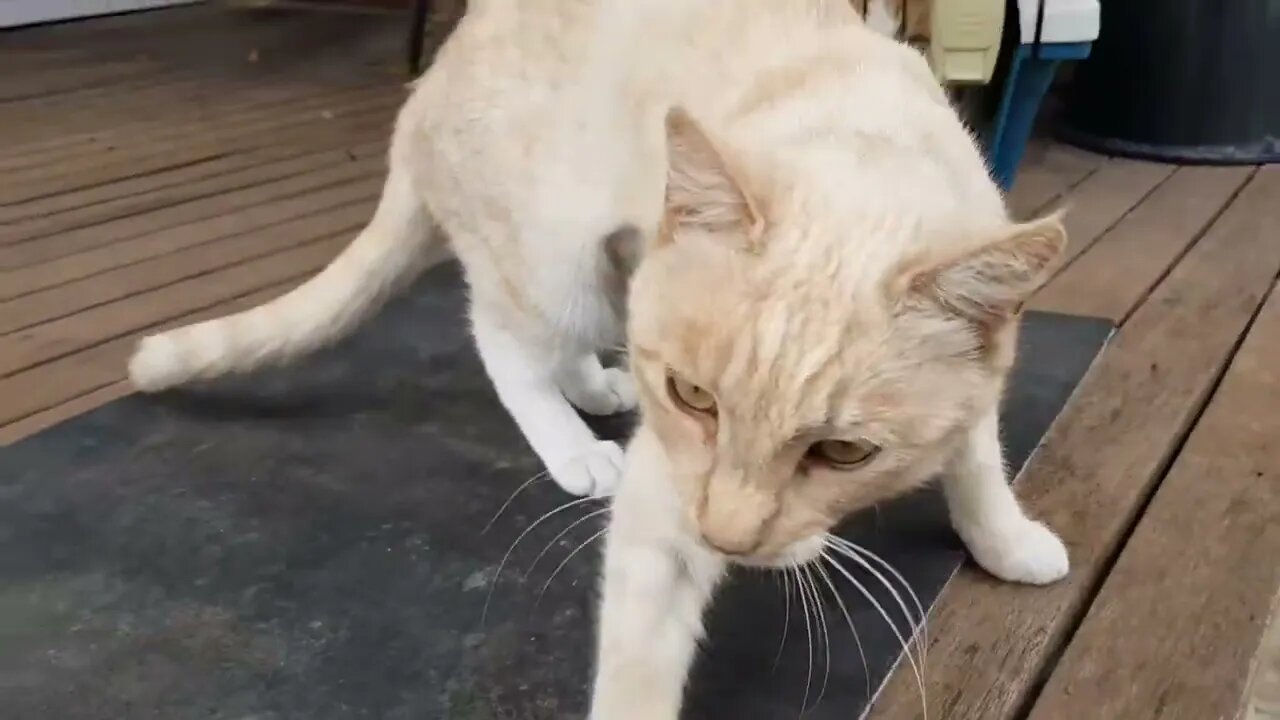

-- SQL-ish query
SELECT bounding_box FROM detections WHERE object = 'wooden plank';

[0,49,100,71]
[1051,159,1174,270]
[0,86,395,196]
[2,98,393,207]
[1250,613,1280,719]
[2,152,259,227]
[0,17,357,131]
[0,382,132,446]
[0,136,384,233]
[1,78,342,157]
[0,153,384,268]
[1028,283,1280,720]
[0,59,160,102]
[0,198,373,334]
[2,74,329,141]
[2,75,385,151]
[0,69,199,123]
[0,78,389,166]
[867,166,1280,720]
[1006,142,1104,219]
[0,235,346,378]
[0,11,327,124]
[0,174,380,300]
[1,74,190,129]
[0,11,303,74]
[1,23,400,143]
[0,282,299,444]
[4,150,295,230]
[1032,166,1254,322]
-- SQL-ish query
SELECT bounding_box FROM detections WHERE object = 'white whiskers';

[537,526,609,602]
[820,535,928,720]
[793,565,816,716]
[802,565,832,712]
[825,535,928,668]
[814,560,871,699]
[483,469,550,533]
[773,570,794,671]
[482,493,606,624]
[523,506,612,581]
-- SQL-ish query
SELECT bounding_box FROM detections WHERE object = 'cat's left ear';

[903,212,1067,327]
[662,107,764,246]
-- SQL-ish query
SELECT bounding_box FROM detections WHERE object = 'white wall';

[0,0,202,29]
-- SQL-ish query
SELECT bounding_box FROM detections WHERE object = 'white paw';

[960,517,1069,586]
[570,368,638,416]
[550,440,625,497]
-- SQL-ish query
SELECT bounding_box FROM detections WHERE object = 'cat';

[126,1,1071,716]
[585,6,1071,709]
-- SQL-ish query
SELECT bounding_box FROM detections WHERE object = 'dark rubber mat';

[0,264,1112,720]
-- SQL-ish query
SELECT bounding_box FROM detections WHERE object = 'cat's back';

[405,1,849,126]
[674,5,1003,223]
[406,1,604,117]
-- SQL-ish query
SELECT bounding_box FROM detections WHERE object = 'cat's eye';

[667,374,717,415]
[809,439,880,469]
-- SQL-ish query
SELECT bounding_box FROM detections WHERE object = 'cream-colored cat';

[128,1,1069,715]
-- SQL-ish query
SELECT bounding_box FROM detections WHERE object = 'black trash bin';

[1059,1,1280,164]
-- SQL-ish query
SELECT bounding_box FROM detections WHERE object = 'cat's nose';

[697,477,777,557]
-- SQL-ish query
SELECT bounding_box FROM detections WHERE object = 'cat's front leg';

[942,408,1069,585]
[470,310,625,497]
[589,433,725,720]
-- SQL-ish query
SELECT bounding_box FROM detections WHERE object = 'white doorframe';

[0,0,202,29]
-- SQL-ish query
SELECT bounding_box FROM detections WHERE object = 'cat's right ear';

[662,107,763,245]
[899,211,1068,328]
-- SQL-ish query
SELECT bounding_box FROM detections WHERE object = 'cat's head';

[625,109,1066,567]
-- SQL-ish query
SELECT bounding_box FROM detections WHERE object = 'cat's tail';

[127,159,446,393]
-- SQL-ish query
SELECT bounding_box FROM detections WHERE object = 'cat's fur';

[127,1,1070,716]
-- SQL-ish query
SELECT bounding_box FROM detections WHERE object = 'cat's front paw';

[570,368,638,416]
[960,517,1069,586]
[551,440,624,497]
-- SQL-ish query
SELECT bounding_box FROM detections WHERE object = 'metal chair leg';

[408,0,431,75]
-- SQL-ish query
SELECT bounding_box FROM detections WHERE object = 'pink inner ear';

[663,107,764,241]
[907,215,1067,325]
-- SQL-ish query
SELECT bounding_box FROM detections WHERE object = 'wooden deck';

[2,6,1277,719]
[0,5,407,443]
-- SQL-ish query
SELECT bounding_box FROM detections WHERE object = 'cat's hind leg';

[941,409,1069,585]
[471,310,625,497]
